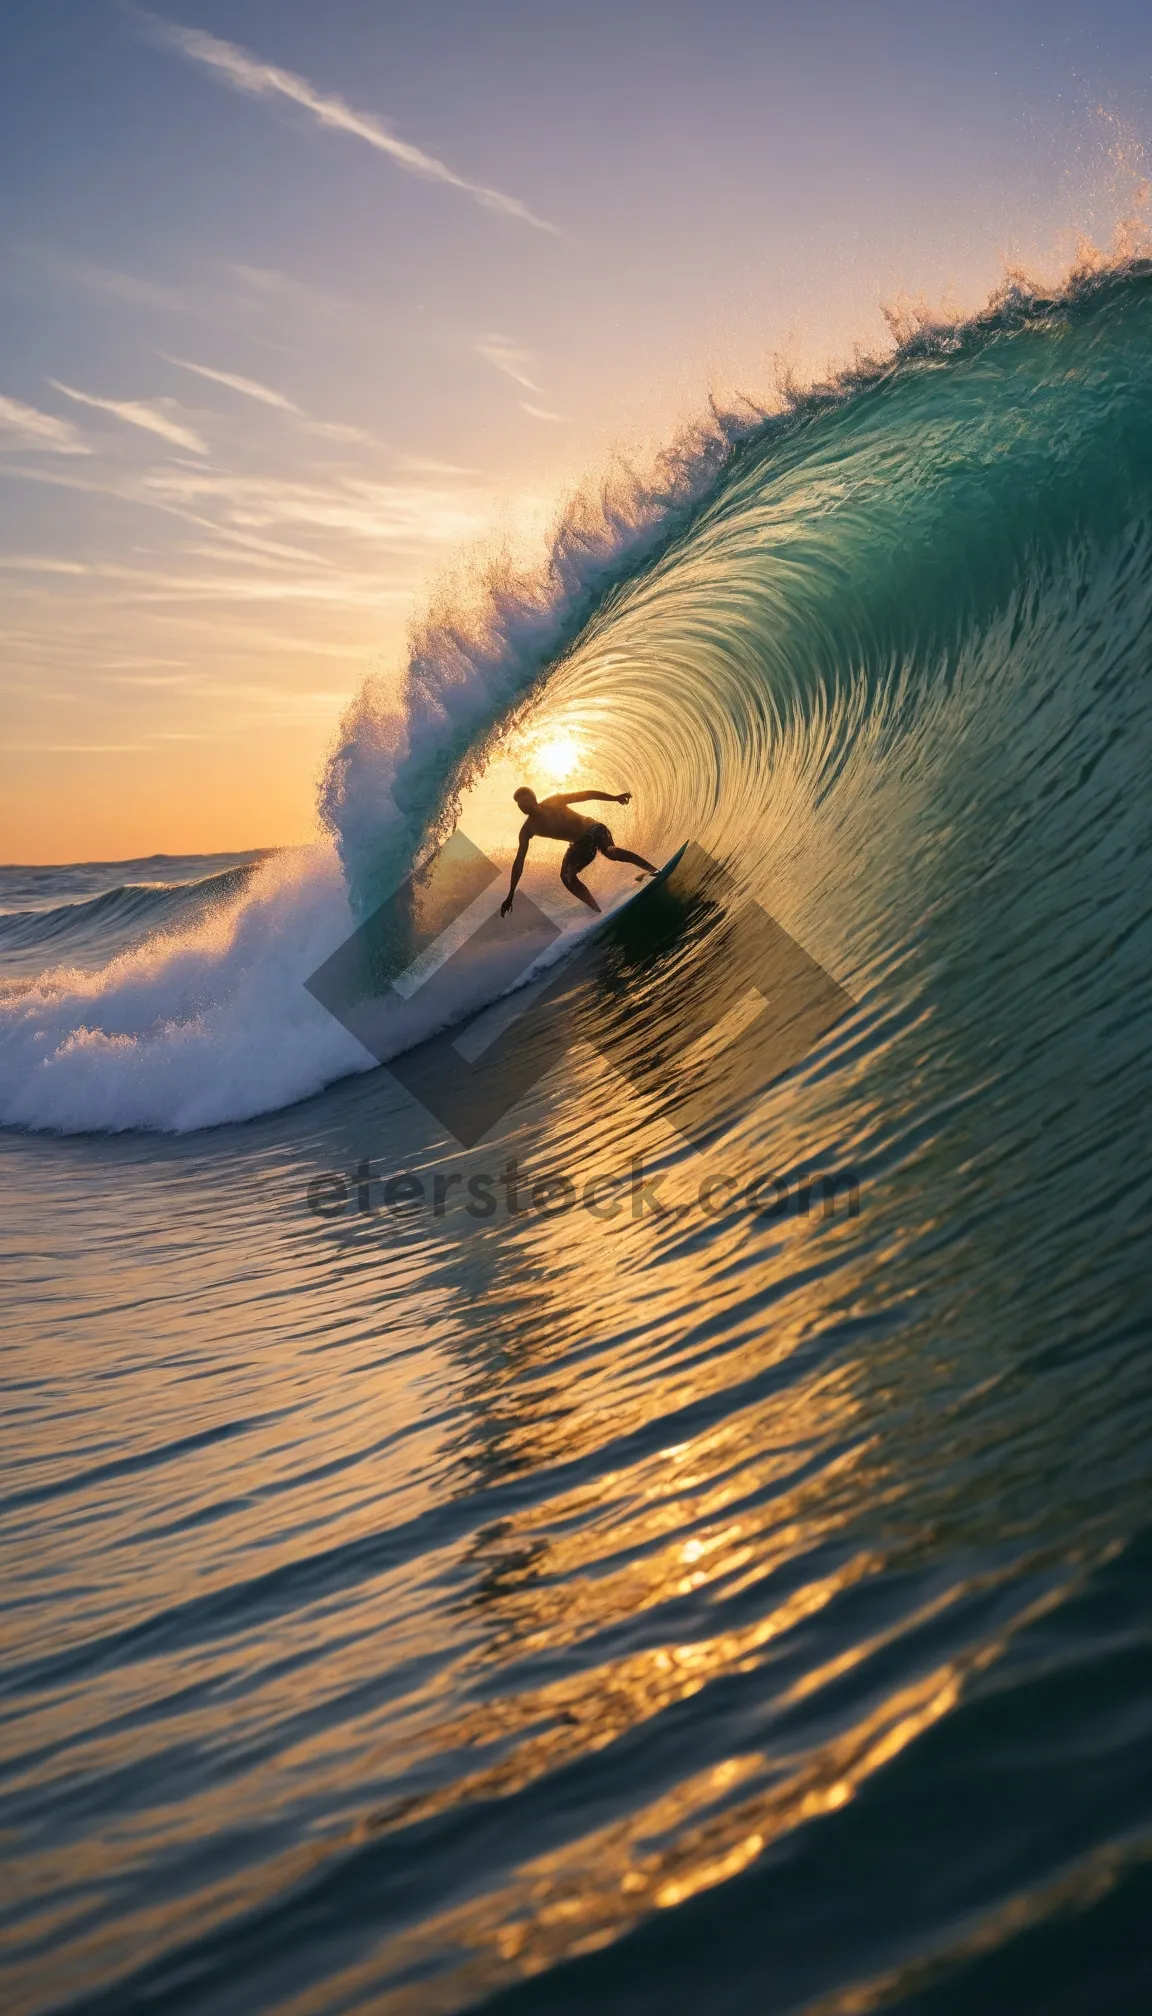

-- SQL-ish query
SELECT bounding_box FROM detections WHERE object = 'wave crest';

[317,402,767,913]
[8,249,1152,1132]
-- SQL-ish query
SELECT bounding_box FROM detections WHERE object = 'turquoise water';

[2,264,1152,2013]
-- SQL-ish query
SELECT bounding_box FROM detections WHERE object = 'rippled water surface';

[3,269,1152,2015]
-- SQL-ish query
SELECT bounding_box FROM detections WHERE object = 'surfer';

[501,787,657,915]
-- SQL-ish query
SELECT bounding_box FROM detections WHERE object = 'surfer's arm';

[557,790,632,805]
[501,830,531,916]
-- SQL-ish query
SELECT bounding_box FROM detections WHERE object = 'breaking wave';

[6,257,1152,1134]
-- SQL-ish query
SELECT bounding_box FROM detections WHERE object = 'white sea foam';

[0,837,622,1133]
[0,848,374,1134]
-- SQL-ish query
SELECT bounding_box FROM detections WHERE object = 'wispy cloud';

[228,263,352,318]
[49,381,208,454]
[139,465,489,546]
[0,393,90,456]
[162,354,299,411]
[6,456,493,559]
[0,555,90,573]
[477,334,542,393]
[397,453,480,477]
[304,418,375,445]
[475,336,566,420]
[35,252,198,316]
[163,353,374,444]
[520,401,567,423]
[0,550,412,608]
[148,17,556,232]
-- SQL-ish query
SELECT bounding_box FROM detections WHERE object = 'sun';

[532,733,582,783]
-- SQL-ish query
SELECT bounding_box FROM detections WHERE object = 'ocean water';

[2,263,1152,2015]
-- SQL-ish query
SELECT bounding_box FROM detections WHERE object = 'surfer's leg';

[605,846,657,874]
[564,873,601,913]
[561,839,602,912]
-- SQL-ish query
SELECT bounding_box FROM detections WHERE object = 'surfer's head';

[513,786,537,813]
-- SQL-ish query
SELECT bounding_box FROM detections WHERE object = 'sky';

[3,0,1152,863]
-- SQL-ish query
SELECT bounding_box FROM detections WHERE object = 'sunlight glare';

[532,733,583,782]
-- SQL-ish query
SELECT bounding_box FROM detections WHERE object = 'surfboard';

[615,841,688,907]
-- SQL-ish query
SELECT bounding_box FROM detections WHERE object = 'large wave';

[5,255,1152,1134]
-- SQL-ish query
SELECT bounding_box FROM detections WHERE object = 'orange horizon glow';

[4,5,1146,865]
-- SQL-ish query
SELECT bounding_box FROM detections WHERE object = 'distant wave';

[0,863,259,964]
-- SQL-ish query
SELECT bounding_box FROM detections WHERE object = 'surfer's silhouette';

[501,787,657,916]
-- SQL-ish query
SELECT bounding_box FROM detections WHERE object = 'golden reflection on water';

[295,1167,900,2010]
[5,713,1108,2016]
[295,1535,1092,2016]
[423,1020,872,1491]
[276,1647,977,2016]
[5,992,1122,2016]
